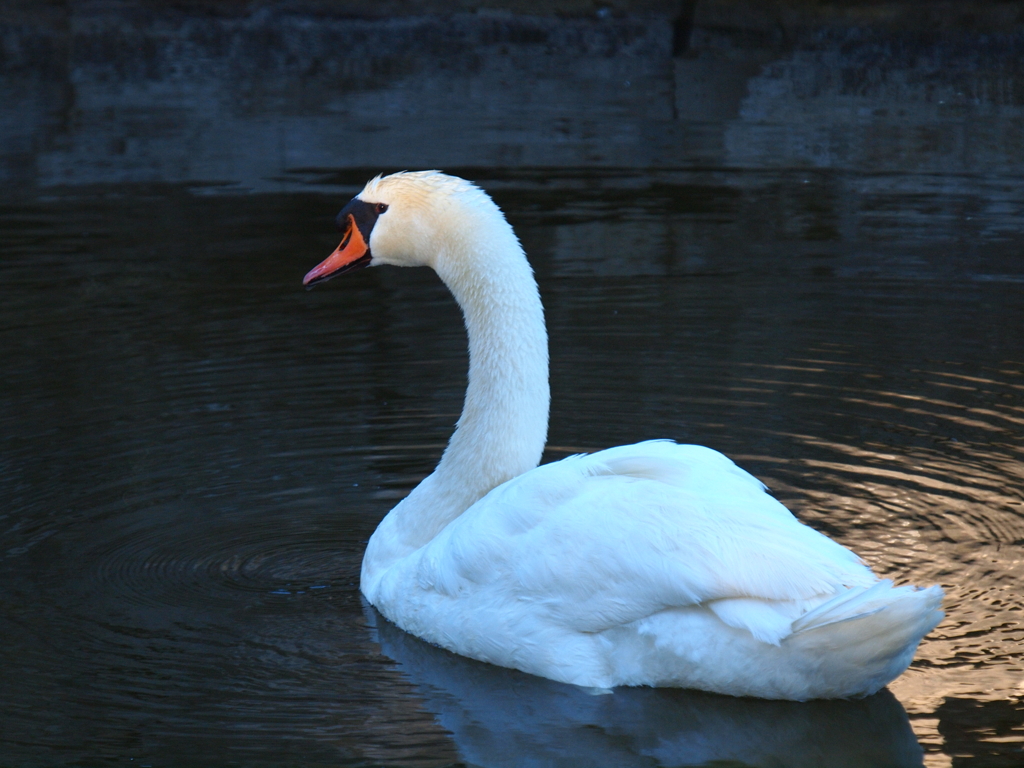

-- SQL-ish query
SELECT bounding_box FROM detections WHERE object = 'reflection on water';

[369,604,925,767]
[2,3,1024,766]
[2,172,1021,766]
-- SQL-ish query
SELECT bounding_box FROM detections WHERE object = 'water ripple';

[90,522,351,608]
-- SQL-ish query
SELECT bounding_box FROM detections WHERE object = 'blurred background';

[2,1,1023,766]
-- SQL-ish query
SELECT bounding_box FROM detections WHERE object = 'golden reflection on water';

[725,355,1024,762]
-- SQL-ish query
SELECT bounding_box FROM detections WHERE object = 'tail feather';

[787,581,945,698]
[793,579,909,633]
[794,580,944,636]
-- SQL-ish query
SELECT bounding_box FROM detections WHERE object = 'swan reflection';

[367,606,924,768]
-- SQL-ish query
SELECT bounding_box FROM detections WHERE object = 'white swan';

[304,170,944,700]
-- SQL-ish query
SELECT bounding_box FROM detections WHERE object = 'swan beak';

[303,214,372,287]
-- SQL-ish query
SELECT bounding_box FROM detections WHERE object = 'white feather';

[330,171,944,700]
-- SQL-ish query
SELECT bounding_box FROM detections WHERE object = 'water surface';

[1,168,1022,766]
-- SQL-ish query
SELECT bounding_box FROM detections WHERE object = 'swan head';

[303,170,510,287]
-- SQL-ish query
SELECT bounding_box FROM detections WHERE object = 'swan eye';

[376,203,388,215]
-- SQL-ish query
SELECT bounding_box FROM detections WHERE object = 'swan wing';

[413,441,875,636]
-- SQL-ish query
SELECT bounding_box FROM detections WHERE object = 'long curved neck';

[434,239,550,499]
[362,214,549,595]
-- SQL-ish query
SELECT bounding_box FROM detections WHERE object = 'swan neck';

[435,240,550,497]
[361,205,550,601]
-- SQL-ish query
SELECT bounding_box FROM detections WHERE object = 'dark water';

[3,5,1024,767]
[3,169,1022,767]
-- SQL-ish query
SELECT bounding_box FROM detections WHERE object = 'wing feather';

[413,441,875,636]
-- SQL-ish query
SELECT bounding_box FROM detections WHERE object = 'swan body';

[304,171,944,700]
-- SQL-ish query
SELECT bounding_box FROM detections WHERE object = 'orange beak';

[303,214,372,287]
